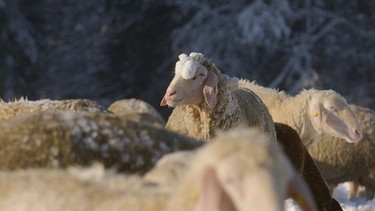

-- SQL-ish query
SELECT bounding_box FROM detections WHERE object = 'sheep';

[0,110,204,174]
[144,122,343,211]
[0,97,110,121]
[167,127,317,211]
[0,164,171,211]
[0,128,318,211]
[143,150,194,186]
[238,80,363,148]
[161,52,276,141]
[309,104,375,199]
[108,98,166,127]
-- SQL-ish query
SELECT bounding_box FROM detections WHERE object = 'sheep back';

[0,165,170,211]
[0,111,204,174]
[108,98,165,127]
[0,98,110,121]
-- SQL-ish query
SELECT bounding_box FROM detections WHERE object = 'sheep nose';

[353,128,363,140]
[166,90,176,97]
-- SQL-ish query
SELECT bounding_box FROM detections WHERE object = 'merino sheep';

[0,110,203,174]
[0,98,110,121]
[143,150,194,186]
[0,128,317,211]
[238,80,362,148]
[167,127,317,211]
[144,123,343,211]
[108,98,166,127]
[0,164,171,211]
[309,104,375,199]
[161,52,276,141]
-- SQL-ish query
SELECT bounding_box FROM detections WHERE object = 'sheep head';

[160,53,218,108]
[308,89,363,143]
[187,128,317,211]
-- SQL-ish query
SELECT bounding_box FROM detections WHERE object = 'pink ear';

[203,72,218,108]
[194,166,221,211]
[287,174,318,211]
[194,166,236,211]
[160,97,167,106]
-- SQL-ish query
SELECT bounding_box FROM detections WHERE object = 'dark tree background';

[0,0,374,119]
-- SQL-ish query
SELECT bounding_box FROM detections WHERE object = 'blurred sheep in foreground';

[0,128,317,211]
[0,110,203,174]
[145,123,342,211]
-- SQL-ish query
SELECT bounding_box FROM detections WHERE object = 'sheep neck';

[183,78,240,141]
[284,94,318,147]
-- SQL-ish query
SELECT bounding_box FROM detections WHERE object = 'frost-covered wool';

[0,111,203,174]
[0,98,110,121]
[0,128,317,211]
[108,98,165,127]
[309,104,375,199]
[163,52,276,141]
[238,80,362,148]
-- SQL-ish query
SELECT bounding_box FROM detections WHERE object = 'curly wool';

[238,80,355,148]
[166,58,275,141]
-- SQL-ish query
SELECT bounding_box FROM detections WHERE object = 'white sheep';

[108,98,165,127]
[0,128,318,211]
[144,122,343,211]
[168,127,318,211]
[0,97,110,121]
[0,110,203,174]
[238,80,362,148]
[143,150,194,186]
[309,104,375,199]
[161,52,276,141]
[0,164,171,211]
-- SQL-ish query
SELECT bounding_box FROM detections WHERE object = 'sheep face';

[309,90,363,143]
[161,55,218,108]
[191,129,317,211]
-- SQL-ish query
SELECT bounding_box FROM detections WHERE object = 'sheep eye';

[329,106,338,112]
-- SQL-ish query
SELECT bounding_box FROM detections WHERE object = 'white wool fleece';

[175,53,207,80]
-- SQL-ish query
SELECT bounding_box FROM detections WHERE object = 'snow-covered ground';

[285,182,375,211]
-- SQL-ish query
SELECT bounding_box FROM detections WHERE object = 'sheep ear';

[203,72,218,109]
[194,166,235,211]
[160,97,167,106]
[287,174,318,211]
[309,101,325,132]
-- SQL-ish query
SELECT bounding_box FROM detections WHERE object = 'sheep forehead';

[322,92,348,108]
[310,89,346,106]
[174,53,207,80]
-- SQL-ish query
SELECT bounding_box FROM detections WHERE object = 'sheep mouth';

[166,97,183,107]
[345,130,363,143]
